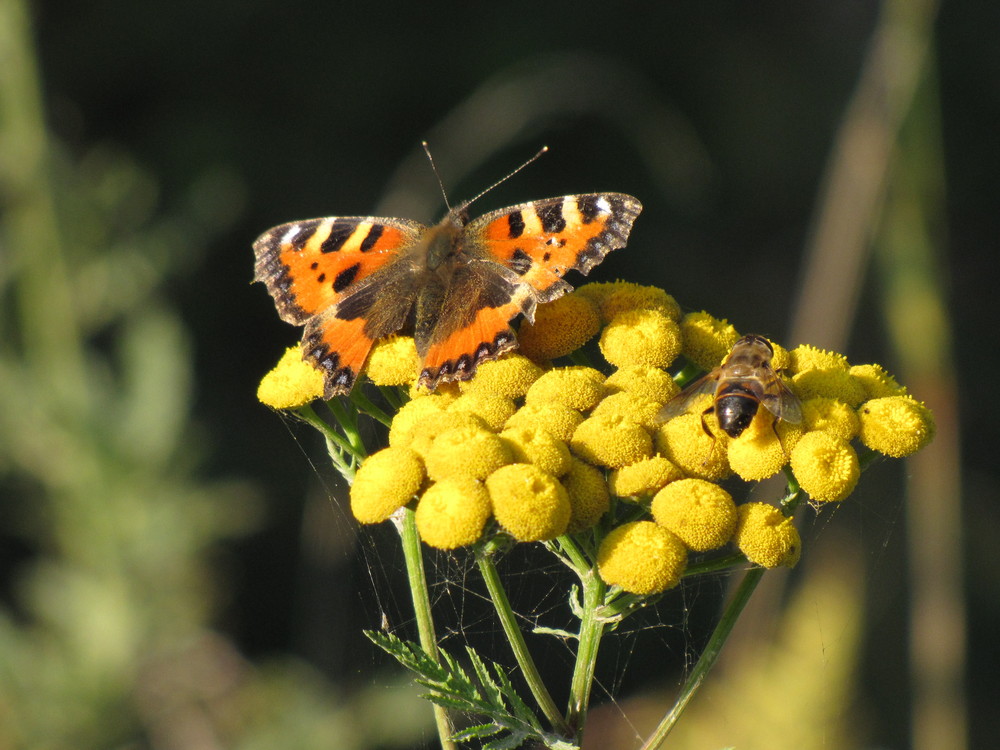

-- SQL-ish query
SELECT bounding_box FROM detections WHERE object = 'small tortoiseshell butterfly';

[254,171,642,399]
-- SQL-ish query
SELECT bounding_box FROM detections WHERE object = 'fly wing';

[758,377,803,424]
[656,371,721,423]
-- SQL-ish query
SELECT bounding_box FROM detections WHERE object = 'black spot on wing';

[537,201,567,233]
[507,211,525,239]
[321,220,356,253]
[577,195,603,224]
[359,224,384,252]
[510,248,532,276]
[333,262,361,292]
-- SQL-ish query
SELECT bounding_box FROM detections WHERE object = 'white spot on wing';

[595,196,611,214]
[280,224,301,244]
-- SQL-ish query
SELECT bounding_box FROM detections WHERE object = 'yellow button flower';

[787,344,850,373]
[504,402,585,442]
[651,479,737,552]
[392,409,489,455]
[599,309,682,369]
[604,365,680,404]
[524,367,607,411]
[726,412,794,481]
[388,393,457,447]
[597,521,687,595]
[789,431,860,503]
[583,281,682,323]
[561,458,610,533]
[448,392,518,431]
[654,413,731,481]
[801,397,860,441]
[733,502,800,568]
[460,353,543,399]
[679,312,740,371]
[415,477,492,549]
[858,396,935,457]
[486,464,570,542]
[350,446,426,524]
[365,335,419,387]
[517,292,601,361]
[424,424,513,482]
[257,346,325,409]
[590,391,662,430]
[849,363,906,399]
[787,344,865,406]
[608,456,684,498]
[571,413,654,469]
[500,425,572,477]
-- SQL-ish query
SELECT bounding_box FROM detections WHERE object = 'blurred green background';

[1,1,993,748]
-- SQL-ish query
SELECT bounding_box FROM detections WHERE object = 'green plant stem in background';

[397,508,456,750]
[477,553,572,738]
[638,565,765,750]
[565,568,606,738]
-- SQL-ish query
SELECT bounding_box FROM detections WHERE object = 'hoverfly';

[657,334,802,439]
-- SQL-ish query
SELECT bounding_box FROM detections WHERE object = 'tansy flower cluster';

[259,282,934,595]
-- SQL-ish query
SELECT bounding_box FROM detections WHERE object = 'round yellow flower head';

[424,424,513,482]
[791,367,866,407]
[388,393,457,447]
[364,335,419,387]
[858,395,935,458]
[590,391,662,430]
[448,392,518,432]
[257,347,325,409]
[415,477,492,549]
[604,365,680,404]
[571,413,654,469]
[500,425,572,477]
[350,446,426,524]
[654,413,731,481]
[734,502,800,568]
[790,430,860,502]
[486,464,570,542]
[524,367,607,411]
[460,353,544,399]
[679,312,740,371]
[517,292,601,361]
[597,521,687,595]
[504,402,585,442]
[787,344,850,373]
[769,341,792,372]
[726,411,795,481]
[588,281,682,323]
[599,309,682,369]
[608,456,684,499]
[561,458,611,533]
[801,397,860,441]
[651,479,737,552]
[849,363,906,400]
[392,408,488,454]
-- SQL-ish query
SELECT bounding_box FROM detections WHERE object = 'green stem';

[565,567,607,738]
[638,565,766,750]
[349,387,393,427]
[295,404,365,466]
[477,553,572,737]
[396,508,455,750]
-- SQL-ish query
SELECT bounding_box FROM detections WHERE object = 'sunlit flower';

[599,309,682,369]
[590,391,662,430]
[459,353,543,399]
[604,364,680,404]
[849,363,907,399]
[571,413,654,469]
[654,413,731,481]
[486,464,570,542]
[500,425,572,477]
[504,403,585,442]
[726,412,795,481]
[257,346,325,408]
[424,424,513,481]
[448,392,518,432]
[365,335,419,386]
[789,430,860,503]
[524,367,607,411]
[387,393,457,447]
[801,397,860,442]
[597,521,687,595]
[858,395,935,457]
[679,312,740,371]
[517,291,601,361]
[415,477,492,549]
[733,502,800,568]
[651,479,737,552]
[579,281,682,323]
[561,458,611,533]
[350,446,425,524]
[788,344,865,406]
[787,344,850,373]
[608,456,684,499]
[393,410,490,456]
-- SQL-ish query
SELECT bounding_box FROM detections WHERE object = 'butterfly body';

[255,193,642,398]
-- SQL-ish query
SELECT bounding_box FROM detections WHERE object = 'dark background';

[2,1,996,748]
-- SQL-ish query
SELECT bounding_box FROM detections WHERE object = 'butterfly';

[254,187,642,399]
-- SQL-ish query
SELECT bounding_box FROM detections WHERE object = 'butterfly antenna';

[422,141,453,212]
[463,145,549,210]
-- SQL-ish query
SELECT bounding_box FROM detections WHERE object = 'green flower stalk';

[257,281,935,749]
